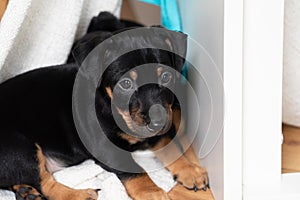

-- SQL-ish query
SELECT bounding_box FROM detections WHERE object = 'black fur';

[0,12,187,194]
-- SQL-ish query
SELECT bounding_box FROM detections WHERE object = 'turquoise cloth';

[139,0,182,31]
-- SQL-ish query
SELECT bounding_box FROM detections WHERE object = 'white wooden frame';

[223,0,244,199]
[242,0,300,199]
[178,0,243,199]
[125,0,300,198]
[178,0,300,199]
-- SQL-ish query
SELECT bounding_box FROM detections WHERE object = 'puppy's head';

[98,29,187,138]
[74,27,187,138]
[102,59,176,137]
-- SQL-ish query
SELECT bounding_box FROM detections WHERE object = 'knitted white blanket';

[0,151,176,200]
[0,0,122,82]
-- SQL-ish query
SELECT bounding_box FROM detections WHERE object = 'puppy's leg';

[168,108,209,190]
[152,137,208,191]
[183,145,203,167]
[118,173,170,200]
[0,131,98,199]
[171,133,209,189]
[35,145,98,200]
[93,138,170,199]
[0,131,44,198]
[172,107,202,165]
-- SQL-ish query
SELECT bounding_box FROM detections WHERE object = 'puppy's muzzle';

[146,104,167,133]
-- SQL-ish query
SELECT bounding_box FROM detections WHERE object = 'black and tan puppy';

[0,12,208,200]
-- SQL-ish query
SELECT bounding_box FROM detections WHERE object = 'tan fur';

[123,174,170,200]
[116,102,173,135]
[36,144,98,200]
[0,0,8,21]
[167,153,208,190]
[119,132,142,144]
[12,185,44,200]
[157,67,163,77]
[152,139,208,190]
[151,108,208,190]
[172,107,181,133]
[105,87,113,99]
[172,108,202,166]
[116,107,145,133]
[165,38,173,51]
[129,70,138,81]
[116,108,136,131]
[151,137,172,151]
[129,107,146,126]
[183,146,202,167]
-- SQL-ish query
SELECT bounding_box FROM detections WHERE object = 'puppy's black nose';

[146,104,166,132]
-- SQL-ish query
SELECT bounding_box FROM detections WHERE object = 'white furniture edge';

[223,0,244,199]
[242,0,292,199]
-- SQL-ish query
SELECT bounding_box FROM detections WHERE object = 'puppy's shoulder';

[0,64,79,97]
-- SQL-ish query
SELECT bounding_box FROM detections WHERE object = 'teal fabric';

[139,0,182,31]
[139,0,160,6]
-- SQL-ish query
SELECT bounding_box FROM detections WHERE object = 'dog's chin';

[155,121,173,136]
[131,120,173,138]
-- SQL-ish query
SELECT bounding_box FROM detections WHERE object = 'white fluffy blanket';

[0,151,176,200]
[0,0,122,82]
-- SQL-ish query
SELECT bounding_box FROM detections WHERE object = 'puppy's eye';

[161,72,172,84]
[119,78,133,90]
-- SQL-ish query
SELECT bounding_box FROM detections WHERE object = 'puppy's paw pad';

[12,185,46,200]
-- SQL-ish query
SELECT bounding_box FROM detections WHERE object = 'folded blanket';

[0,0,122,83]
[0,151,176,200]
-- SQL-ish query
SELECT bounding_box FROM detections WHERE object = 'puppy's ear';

[151,26,187,72]
[87,11,125,33]
[164,31,188,73]
[87,11,144,33]
[71,31,113,66]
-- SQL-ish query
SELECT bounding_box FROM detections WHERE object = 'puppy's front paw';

[132,187,170,200]
[173,163,209,191]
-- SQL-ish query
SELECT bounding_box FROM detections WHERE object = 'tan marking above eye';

[157,67,163,77]
[105,87,113,99]
[165,38,173,51]
[129,70,138,81]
